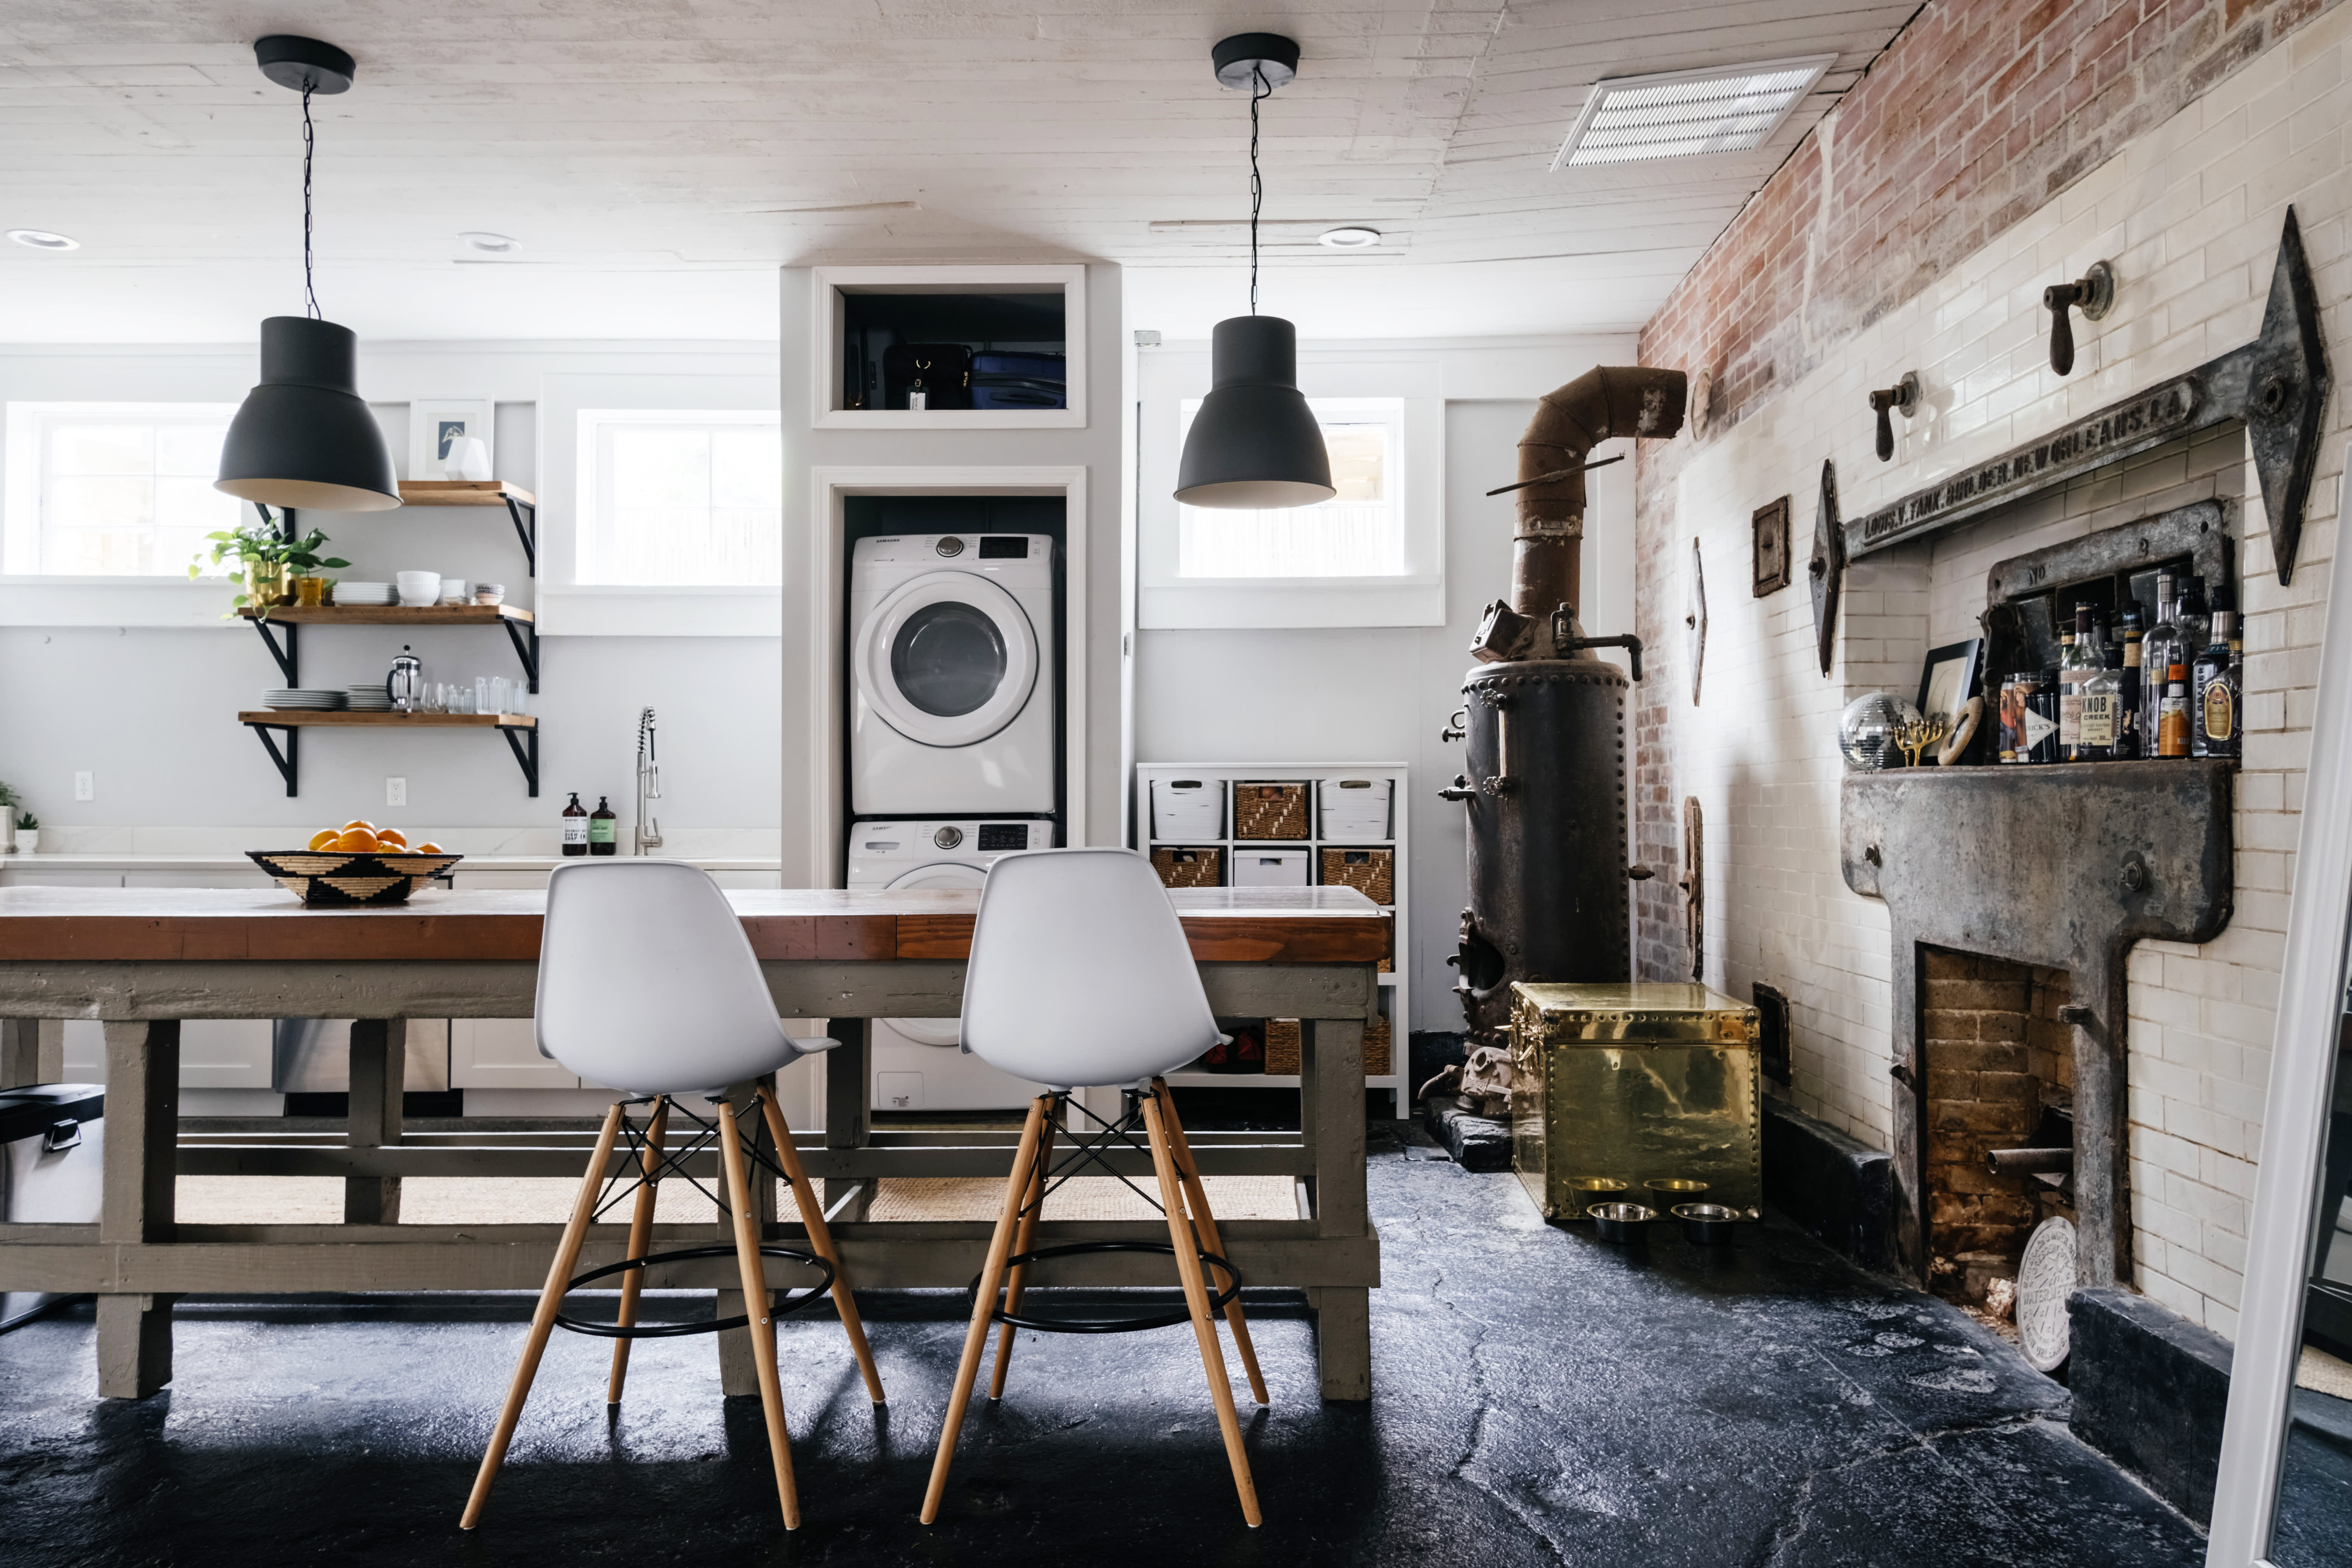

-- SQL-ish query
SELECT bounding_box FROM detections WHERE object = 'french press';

[388,645,424,713]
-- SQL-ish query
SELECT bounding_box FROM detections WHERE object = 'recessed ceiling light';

[8,229,79,251]
[457,231,520,254]
[1551,55,1835,170]
[1319,227,1381,249]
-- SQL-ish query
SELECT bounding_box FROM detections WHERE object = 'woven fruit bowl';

[249,849,464,907]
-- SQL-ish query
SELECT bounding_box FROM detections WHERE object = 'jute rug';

[173,1174,1298,1226]
[2299,1344,2352,1400]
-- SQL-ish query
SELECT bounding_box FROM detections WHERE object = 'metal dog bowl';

[1673,1202,1746,1245]
[1587,1201,1657,1243]
[1566,1177,1630,1211]
[1644,1178,1710,1207]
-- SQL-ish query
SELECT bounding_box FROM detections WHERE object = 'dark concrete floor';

[0,1125,2207,1566]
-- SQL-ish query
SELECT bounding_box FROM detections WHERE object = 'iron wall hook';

[1867,371,1920,461]
[2043,260,2116,375]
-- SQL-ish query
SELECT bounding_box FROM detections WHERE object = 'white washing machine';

[850,532,1057,816]
[847,817,1055,1111]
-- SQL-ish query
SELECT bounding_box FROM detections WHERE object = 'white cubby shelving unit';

[1135,762,1408,1118]
[808,263,1087,431]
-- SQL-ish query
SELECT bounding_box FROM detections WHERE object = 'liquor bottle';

[2176,577,2212,668]
[2157,664,2192,757]
[2079,629,2124,762]
[589,796,619,856]
[2060,604,2102,762]
[2193,591,2241,760]
[2027,668,2062,763]
[2114,609,2144,759]
[2140,574,2183,749]
[561,791,589,856]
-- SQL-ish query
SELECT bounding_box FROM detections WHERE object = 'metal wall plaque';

[1808,459,1842,675]
[1685,540,1708,704]
[1752,495,1791,595]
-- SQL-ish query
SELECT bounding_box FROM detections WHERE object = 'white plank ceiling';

[0,1,1916,342]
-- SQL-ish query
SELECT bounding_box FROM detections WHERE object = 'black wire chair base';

[968,1240,1240,1334]
[553,1244,835,1340]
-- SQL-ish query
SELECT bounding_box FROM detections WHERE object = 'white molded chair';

[921,848,1268,1528]
[461,861,883,1533]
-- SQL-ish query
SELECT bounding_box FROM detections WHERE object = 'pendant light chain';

[300,83,320,319]
[1249,63,1270,315]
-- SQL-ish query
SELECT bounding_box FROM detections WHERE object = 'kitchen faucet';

[634,707,662,854]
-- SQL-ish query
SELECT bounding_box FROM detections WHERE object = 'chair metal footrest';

[968,1240,1239,1334]
[554,1244,836,1339]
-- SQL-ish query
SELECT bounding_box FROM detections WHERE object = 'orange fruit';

[414,841,446,854]
[376,828,407,848]
[340,819,374,833]
[333,828,381,853]
[307,828,339,851]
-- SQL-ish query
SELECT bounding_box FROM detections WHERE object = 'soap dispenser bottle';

[561,792,588,856]
[589,796,618,856]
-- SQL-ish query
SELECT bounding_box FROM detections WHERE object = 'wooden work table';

[0,884,1388,1403]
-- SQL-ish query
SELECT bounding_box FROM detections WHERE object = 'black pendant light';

[215,36,400,513]
[1173,34,1335,510]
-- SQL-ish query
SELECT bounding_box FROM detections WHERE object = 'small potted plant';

[15,812,38,854]
[189,520,351,618]
[0,782,16,851]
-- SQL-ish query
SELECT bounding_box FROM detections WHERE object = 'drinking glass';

[450,688,474,715]
[489,676,511,715]
[474,676,491,715]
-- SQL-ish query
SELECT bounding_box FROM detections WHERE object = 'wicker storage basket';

[1260,1015,1390,1076]
[1234,781,1309,840]
[1319,846,1394,905]
[1150,846,1222,888]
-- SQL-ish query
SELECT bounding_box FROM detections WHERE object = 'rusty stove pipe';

[1510,365,1688,639]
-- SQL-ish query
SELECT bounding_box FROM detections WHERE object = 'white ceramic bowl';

[395,571,441,607]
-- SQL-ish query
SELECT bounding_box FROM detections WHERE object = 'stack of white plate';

[263,689,348,710]
[336,582,394,607]
[347,684,393,712]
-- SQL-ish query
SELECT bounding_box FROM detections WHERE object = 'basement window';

[1175,399,1404,579]
[2,402,245,576]
[574,409,783,588]
[1550,56,1835,170]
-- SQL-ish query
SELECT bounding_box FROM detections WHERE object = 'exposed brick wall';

[1627,0,2340,987]
[1922,949,2073,1284]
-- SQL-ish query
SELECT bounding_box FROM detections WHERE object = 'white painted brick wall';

[1652,6,2352,1337]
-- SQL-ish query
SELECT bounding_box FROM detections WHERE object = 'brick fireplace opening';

[1922,947,2077,1302]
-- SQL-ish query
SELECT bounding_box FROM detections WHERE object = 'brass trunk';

[1510,981,1762,1221]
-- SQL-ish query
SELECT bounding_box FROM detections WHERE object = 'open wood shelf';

[240,603,532,626]
[395,480,536,507]
[238,711,538,799]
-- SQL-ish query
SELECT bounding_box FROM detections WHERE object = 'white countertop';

[0,851,783,872]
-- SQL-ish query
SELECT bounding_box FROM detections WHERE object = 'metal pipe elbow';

[1514,366,1688,538]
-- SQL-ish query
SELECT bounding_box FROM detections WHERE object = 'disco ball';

[1839,692,1922,771]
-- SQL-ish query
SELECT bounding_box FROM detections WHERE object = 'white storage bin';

[1230,848,1311,887]
[1151,777,1225,840]
[1318,777,1394,842]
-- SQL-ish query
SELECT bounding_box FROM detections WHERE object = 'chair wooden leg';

[921,1094,1049,1525]
[460,1101,624,1531]
[757,1085,885,1405]
[1153,1078,1269,1405]
[1143,1089,1263,1528]
[989,1098,1058,1399]
[607,1096,671,1407]
[717,1099,802,1529]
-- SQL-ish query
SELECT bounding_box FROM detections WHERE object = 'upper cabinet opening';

[811,265,1087,430]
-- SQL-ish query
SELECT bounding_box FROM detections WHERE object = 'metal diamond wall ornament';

[1685,539,1708,705]
[1808,459,1842,676]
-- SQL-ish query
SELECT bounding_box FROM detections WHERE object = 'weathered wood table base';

[0,888,1385,1402]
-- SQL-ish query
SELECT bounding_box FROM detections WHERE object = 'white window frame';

[1136,350,1444,628]
[0,400,256,627]
[538,371,780,637]
[573,407,784,591]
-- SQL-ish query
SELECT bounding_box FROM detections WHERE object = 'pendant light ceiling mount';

[254,35,355,96]
[1211,33,1300,91]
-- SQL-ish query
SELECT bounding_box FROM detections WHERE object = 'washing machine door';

[884,859,987,1044]
[856,571,1040,748]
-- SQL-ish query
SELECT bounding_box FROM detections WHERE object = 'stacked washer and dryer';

[847,531,1058,1111]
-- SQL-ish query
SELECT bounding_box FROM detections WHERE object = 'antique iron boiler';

[1445,366,1687,1042]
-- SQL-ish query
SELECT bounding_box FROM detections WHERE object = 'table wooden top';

[0,884,1390,965]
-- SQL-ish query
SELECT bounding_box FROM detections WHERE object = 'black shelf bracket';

[249,615,300,686]
[502,616,540,693]
[503,495,537,577]
[499,722,541,796]
[247,722,300,797]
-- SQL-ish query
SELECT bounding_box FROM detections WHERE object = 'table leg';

[1306,1014,1371,1403]
[2,1018,62,1087]
[822,1019,873,1223]
[98,1020,179,1399]
[345,1020,406,1224]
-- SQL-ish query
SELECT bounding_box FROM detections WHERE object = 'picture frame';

[407,397,495,481]
[1916,636,1983,763]
[1752,495,1791,596]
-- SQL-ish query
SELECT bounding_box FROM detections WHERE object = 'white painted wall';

[0,341,782,851]
[1131,337,1642,1033]
[1643,6,2352,1337]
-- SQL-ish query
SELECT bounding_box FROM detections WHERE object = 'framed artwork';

[1916,637,1983,762]
[1752,495,1791,595]
[408,397,495,481]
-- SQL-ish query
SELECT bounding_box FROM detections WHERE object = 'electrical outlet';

[386,777,407,807]
[73,771,93,801]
